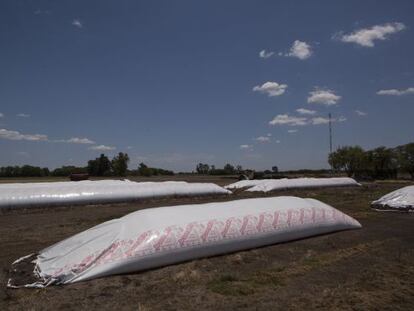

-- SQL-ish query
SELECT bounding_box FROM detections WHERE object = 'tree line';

[195,163,244,175]
[0,152,173,178]
[329,143,414,179]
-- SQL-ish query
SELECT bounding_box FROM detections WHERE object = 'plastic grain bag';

[371,185,414,211]
[0,180,230,208]
[225,177,360,192]
[9,196,361,287]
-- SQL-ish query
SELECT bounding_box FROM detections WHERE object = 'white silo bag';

[371,185,414,211]
[0,180,230,209]
[9,196,361,287]
[225,177,360,192]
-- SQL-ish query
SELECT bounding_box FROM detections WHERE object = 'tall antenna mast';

[329,112,333,154]
[329,113,333,172]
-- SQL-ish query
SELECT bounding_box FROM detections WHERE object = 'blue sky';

[1,0,413,171]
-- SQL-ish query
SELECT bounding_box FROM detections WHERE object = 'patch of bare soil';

[0,181,413,310]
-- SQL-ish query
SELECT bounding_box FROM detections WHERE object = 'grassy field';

[0,178,413,310]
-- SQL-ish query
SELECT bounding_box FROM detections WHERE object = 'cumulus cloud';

[72,19,83,28]
[0,129,48,141]
[0,128,107,150]
[355,110,367,116]
[259,50,274,59]
[288,129,298,133]
[311,115,346,125]
[16,113,30,118]
[240,144,253,150]
[296,108,316,115]
[377,87,414,96]
[269,114,308,126]
[89,145,116,151]
[307,88,341,106]
[255,136,270,143]
[52,137,96,144]
[285,40,312,60]
[311,117,330,125]
[338,22,405,47]
[253,81,288,97]
[66,137,95,144]
[269,112,345,127]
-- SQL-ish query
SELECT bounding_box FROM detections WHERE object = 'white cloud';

[253,81,288,97]
[89,145,115,151]
[275,140,281,144]
[17,113,30,118]
[72,19,83,28]
[377,87,414,96]
[0,113,3,118]
[311,117,330,125]
[355,110,367,116]
[259,49,274,59]
[288,129,298,133]
[286,40,312,60]
[240,144,253,150]
[267,133,272,137]
[311,116,346,125]
[0,129,48,141]
[66,137,95,144]
[338,22,405,47]
[307,88,341,106]
[255,136,270,143]
[296,108,316,115]
[269,114,308,126]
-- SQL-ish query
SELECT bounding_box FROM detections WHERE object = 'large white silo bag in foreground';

[9,196,361,287]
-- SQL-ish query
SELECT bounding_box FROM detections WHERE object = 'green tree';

[87,154,112,176]
[138,162,153,177]
[112,152,130,176]
[223,163,235,175]
[52,166,86,177]
[328,146,367,178]
[366,147,397,179]
[196,163,210,174]
[396,143,414,179]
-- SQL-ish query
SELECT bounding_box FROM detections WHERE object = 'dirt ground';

[0,178,413,310]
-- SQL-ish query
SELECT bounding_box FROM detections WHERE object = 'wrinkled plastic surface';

[0,180,230,208]
[225,177,360,192]
[371,185,414,211]
[10,197,361,287]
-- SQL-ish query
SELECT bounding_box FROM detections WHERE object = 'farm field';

[0,178,413,310]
